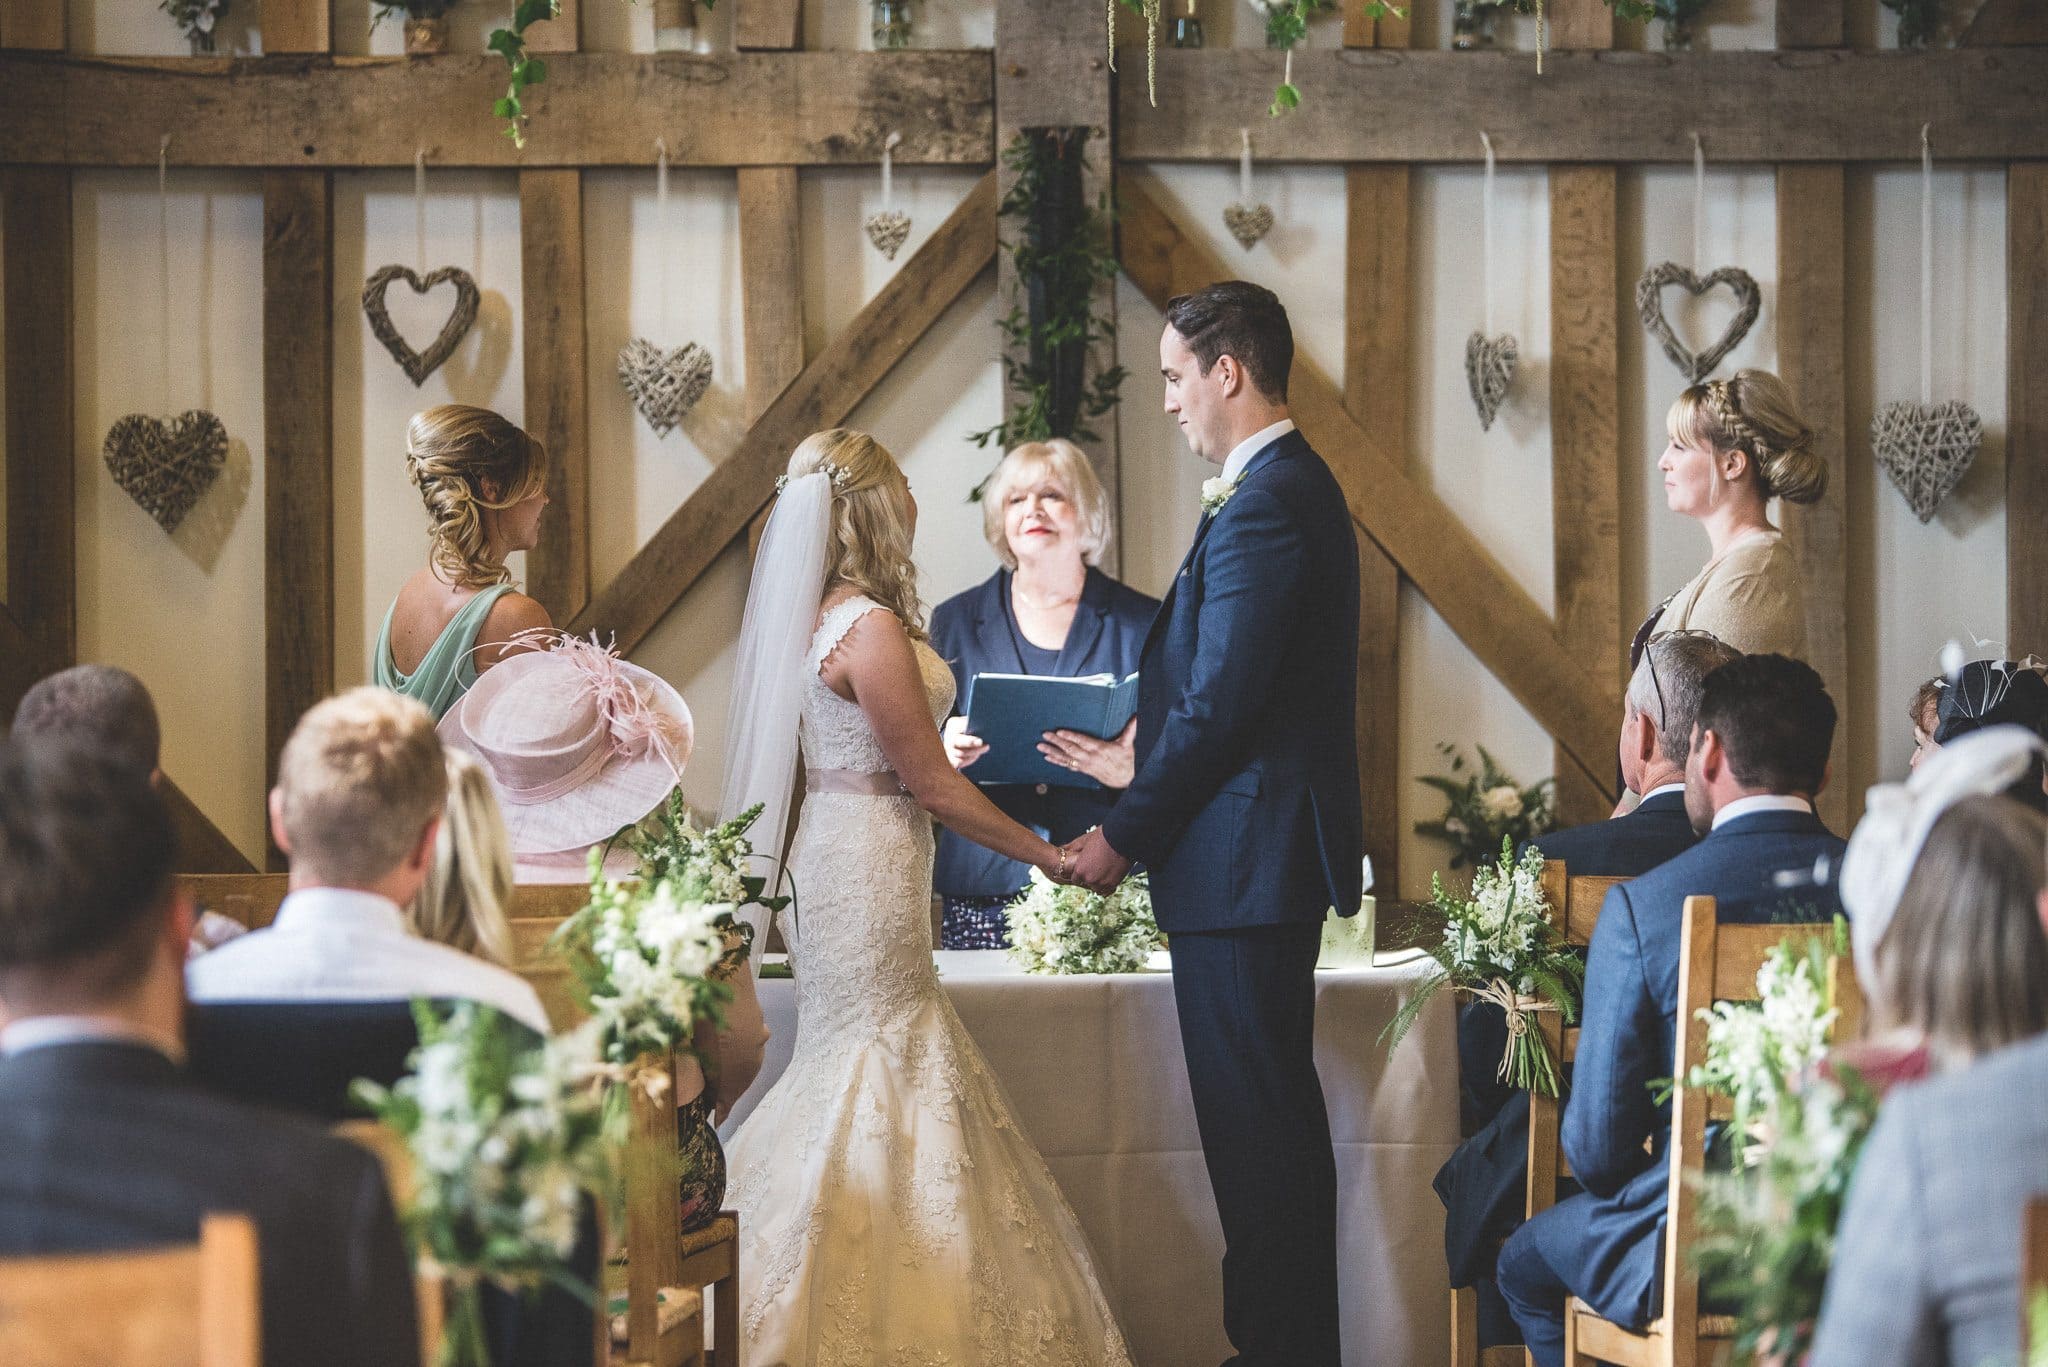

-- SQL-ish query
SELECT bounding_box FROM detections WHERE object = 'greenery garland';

[490,0,717,147]
[967,129,1126,494]
[1262,0,1404,115]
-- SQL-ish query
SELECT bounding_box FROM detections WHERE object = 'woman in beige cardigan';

[1639,368,1829,661]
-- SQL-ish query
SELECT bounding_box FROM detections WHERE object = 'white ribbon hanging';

[1691,130,1705,274]
[1480,130,1496,337]
[414,146,428,275]
[1919,123,1934,406]
[656,137,670,335]
[1239,126,1254,208]
[881,129,901,209]
[158,135,172,414]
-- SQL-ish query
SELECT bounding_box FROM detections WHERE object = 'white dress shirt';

[1710,793,1813,831]
[186,886,550,1034]
[1,1015,183,1062]
[1640,781,1687,802]
[1220,418,1297,485]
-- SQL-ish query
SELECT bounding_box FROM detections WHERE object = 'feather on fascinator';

[1841,725,2048,992]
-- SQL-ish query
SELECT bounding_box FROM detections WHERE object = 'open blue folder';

[960,672,1140,790]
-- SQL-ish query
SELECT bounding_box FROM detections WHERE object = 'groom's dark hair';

[1165,281,1293,402]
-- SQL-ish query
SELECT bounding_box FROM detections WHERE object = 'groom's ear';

[1211,353,1244,398]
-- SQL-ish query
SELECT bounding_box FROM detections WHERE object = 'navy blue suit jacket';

[1560,807,1846,1326]
[929,567,1159,899]
[1525,789,1701,879]
[1102,428,1364,932]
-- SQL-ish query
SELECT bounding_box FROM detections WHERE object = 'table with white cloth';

[720,948,1460,1367]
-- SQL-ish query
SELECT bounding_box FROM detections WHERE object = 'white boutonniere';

[1200,475,1240,516]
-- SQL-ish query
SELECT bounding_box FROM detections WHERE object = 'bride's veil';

[718,471,833,971]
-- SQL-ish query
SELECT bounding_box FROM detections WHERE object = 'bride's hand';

[943,714,989,771]
[1038,840,1077,885]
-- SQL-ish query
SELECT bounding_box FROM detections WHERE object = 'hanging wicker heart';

[1872,399,1983,524]
[1464,331,1519,431]
[362,264,481,386]
[864,210,912,261]
[102,408,228,532]
[618,338,713,438]
[1223,202,1274,251]
[1634,261,1761,383]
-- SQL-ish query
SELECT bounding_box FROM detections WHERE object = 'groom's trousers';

[1168,923,1341,1367]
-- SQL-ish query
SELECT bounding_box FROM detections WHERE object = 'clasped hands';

[1049,828,1131,896]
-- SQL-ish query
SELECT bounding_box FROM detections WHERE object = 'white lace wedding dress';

[724,596,1134,1367]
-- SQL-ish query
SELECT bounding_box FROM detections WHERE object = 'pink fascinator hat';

[439,631,692,856]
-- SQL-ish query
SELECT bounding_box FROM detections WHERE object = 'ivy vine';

[490,0,716,147]
[967,130,1127,496]
[1263,0,1405,116]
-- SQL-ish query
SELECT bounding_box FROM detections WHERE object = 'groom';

[1067,281,1363,1367]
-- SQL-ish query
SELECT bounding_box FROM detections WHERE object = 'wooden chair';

[334,1120,451,1367]
[614,1059,707,1367]
[0,1213,261,1366]
[175,875,597,936]
[1449,864,1626,1367]
[2024,1197,2048,1362]
[1561,897,1864,1367]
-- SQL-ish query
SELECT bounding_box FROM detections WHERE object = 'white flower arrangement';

[354,1003,614,1367]
[1382,839,1583,1096]
[1199,475,1240,516]
[1006,868,1162,975]
[624,797,790,971]
[1683,933,1840,1147]
[550,862,734,1090]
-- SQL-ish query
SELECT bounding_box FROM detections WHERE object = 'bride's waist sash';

[807,768,909,796]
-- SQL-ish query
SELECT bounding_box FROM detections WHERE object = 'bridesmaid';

[376,404,555,719]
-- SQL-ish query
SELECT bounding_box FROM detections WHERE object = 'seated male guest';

[1496,653,1847,1367]
[188,686,548,1033]
[930,438,1158,948]
[0,737,419,1367]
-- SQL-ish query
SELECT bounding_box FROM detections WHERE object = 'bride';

[718,429,1134,1366]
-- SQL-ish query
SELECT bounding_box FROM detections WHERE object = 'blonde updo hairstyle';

[786,428,927,642]
[405,404,550,589]
[407,749,517,967]
[981,438,1113,571]
[1665,368,1828,506]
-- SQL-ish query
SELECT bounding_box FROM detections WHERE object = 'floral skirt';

[939,894,1014,950]
[677,1092,727,1233]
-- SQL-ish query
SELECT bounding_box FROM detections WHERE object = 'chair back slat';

[0,1214,260,1367]
[2025,1198,2048,1359]
[507,915,587,1030]
[1564,876,1625,947]
[624,1057,689,1365]
[177,873,291,930]
[1525,864,1627,1223]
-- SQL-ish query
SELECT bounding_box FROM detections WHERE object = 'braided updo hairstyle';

[1666,368,1828,506]
[404,405,550,588]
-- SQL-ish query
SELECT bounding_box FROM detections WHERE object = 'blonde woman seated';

[1635,369,1828,665]
[377,404,554,720]
[439,636,769,1223]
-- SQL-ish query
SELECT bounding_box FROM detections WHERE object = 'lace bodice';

[801,595,956,772]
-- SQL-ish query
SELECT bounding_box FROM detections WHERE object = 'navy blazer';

[929,567,1159,899]
[1102,428,1364,932]
[1525,789,1701,878]
[1560,807,1846,1327]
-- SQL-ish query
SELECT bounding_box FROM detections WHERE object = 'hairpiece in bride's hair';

[776,462,855,496]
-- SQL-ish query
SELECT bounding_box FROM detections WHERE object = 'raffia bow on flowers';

[352,1002,615,1367]
[1380,840,1583,1097]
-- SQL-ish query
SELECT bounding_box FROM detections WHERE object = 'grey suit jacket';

[0,1040,420,1367]
[1810,1031,2048,1367]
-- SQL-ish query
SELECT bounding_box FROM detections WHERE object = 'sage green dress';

[372,582,516,721]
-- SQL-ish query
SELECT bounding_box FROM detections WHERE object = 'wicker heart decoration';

[618,338,713,437]
[102,408,228,532]
[1464,332,1519,431]
[1872,399,1983,523]
[1635,261,1761,383]
[362,264,481,387]
[864,210,912,261]
[1222,202,1274,251]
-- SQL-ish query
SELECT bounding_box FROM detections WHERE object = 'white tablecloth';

[721,949,1458,1367]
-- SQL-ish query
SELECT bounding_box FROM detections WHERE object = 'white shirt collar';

[1711,793,1813,831]
[1,1015,184,1063]
[1221,418,1297,485]
[1640,781,1687,802]
[272,885,409,934]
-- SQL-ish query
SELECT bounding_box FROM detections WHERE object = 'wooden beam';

[520,170,591,623]
[3,166,74,665]
[1120,172,1617,796]
[0,0,63,51]
[2012,164,2048,659]
[261,170,335,864]
[1550,0,1612,51]
[1549,165,1622,826]
[0,52,994,169]
[1341,8,1406,896]
[1963,0,2048,46]
[734,0,800,51]
[1775,0,1842,49]
[262,0,331,55]
[737,167,806,422]
[0,604,254,873]
[1776,164,1851,831]
[1114,48,2048,165]
[522,0,581,53]
[568,171,999,655]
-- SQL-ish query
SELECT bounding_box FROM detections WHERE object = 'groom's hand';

[1066,829,1132,895]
